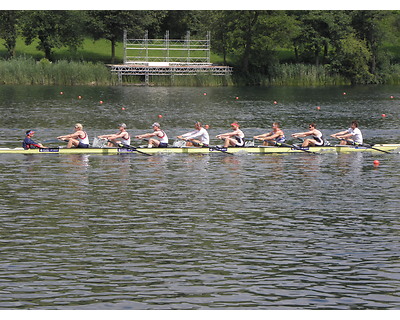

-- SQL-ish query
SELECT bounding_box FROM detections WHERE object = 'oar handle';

[210,146,234,155]
[276,142,318,154]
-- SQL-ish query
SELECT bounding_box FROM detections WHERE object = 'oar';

[209,146,234,155]
[119,144,153,156]
[275,142,319,154]
[360,143,392,154]
[42,138,61,144]
[334,137,393,154]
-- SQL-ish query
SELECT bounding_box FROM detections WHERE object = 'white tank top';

[120,132,131,146]
[157,130,168,144]
[78,131,89,145]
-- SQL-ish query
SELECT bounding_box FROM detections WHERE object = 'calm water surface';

[0,85,399,309]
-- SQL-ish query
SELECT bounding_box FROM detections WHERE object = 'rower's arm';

[292,131,307,138]
[338,132,353,139]
[58,131,81,140]
[330,130,348,138]
[136,132,155,139]
[253,133,269,140]
[265,132,280,140]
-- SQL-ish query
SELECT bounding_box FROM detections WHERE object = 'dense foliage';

[1,10,400,85]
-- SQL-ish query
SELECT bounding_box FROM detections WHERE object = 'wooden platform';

[110,64,233,83]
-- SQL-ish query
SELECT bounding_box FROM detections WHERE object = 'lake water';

[0,85,400,310]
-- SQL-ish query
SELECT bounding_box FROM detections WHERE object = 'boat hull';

[0,144,399,155]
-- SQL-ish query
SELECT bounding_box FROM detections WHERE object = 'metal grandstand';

[110,30,232,83]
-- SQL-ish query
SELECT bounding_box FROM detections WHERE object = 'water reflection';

[61,154,90,168]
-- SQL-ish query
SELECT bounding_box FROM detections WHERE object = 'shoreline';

[5,57,400,86]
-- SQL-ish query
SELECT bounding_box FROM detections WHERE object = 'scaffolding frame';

[115,30,232,84]
[124,30,211,65]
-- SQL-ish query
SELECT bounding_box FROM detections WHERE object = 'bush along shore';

[3,57,400,86]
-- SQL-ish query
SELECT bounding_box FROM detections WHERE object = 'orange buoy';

[373,160,380,167]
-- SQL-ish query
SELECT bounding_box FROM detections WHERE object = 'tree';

[206,11,231,65]
[86,11,164,63]
[20,11,85,61]
[216,11,300,82]
[350,11,391,75]
[158,11,204,39]
[329,34,373,84]
[0,11,20,59]
[291,11,353,65]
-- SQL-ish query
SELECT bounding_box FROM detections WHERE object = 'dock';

[110,63,233,83]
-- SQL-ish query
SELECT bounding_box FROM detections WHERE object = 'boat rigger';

[0,144,399,155]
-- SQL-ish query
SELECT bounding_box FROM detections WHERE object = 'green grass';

[0,37,228,65]
[0,37,124,63]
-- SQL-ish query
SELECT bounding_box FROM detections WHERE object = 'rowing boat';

[1,144,399,155]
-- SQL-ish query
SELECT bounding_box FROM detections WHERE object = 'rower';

[98,123,131,147]
[135,122,168,148]
[22,130,46,149]
[291,123,324,147]
[253,122,286,146]
[57,123,90,148]
[216,122,245,147]
[177,121,209,147]
[330,120,363,145]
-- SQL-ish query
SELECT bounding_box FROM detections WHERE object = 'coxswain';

[291,123,324,147]
[135,122,168,148]
[253,122,286,146]
[98,123,131,147]
[216,122,245,147]
[177,121,210,147]
[330,120,363,145]
[57,123,90,148]
[22,130,46,149]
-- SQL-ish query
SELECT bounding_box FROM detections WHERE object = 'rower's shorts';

[158,142,168,148]
[77,142,90,148]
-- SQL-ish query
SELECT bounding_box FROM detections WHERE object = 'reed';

[4,56,400,87]
[382,64,400,84]
[0,57,117,85]
[263,63,350,86]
